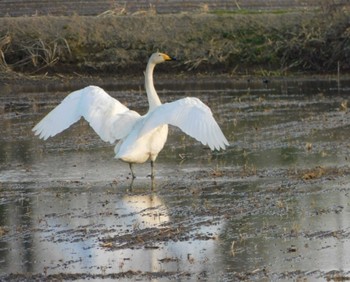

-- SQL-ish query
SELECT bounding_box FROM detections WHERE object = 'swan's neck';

[145,61,161,112]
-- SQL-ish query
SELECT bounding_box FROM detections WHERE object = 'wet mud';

[1,76,350,281]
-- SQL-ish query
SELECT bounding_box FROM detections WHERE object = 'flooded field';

[1,76,350,281]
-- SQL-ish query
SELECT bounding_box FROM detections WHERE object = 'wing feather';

[140,97,229,150]
[32,85,140,143]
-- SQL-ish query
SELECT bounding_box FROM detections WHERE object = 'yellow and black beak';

[161,53,176,61]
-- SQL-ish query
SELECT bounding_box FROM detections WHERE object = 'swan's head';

[149,52,176,65]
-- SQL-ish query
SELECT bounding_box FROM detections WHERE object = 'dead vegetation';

[0,5,350,75]
[0,34,11,71]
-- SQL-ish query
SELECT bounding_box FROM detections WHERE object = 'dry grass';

[0,6,350,75]
[0,34,11,70]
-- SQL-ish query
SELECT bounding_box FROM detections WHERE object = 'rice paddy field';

[2,1,350,281]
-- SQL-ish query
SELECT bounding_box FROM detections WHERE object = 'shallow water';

[1,76,350,280]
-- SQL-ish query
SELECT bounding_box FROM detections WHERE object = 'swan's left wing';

[33,86,140,143]
[140,97,229,150]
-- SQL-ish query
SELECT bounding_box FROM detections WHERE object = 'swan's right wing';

[33,85,140,143]
[140,97,229,150]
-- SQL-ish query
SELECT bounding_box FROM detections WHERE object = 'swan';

[32,52,229,179]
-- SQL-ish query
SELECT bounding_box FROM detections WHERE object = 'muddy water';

[1,77,350,281]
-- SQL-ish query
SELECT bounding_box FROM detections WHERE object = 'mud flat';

[1,76,350,280]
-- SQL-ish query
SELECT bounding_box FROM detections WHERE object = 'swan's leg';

[129,178,135,191]
[150,161,155,179]
[129,163,136,179]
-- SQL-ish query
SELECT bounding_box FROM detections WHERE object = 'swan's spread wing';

[33,85,140,143]
[140,97,229,150]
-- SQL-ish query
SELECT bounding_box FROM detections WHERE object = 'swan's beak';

[162,53,176,61]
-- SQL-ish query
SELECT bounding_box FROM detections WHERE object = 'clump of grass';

[0,34,11,70]
[97,3,127,17]
[1,16,73,73]
[23,37,71,70]
[275,9,350,72]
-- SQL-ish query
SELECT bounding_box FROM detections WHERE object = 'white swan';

[32,52,229,179]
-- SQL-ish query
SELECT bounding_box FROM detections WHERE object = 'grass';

[0,34,11,71]
[0,5,350,76]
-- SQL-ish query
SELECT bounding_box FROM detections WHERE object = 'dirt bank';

[1,6,350,77]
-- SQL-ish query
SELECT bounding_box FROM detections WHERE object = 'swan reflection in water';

[3,189,222,275]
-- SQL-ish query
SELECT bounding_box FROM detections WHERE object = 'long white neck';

[145,61,162,112]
